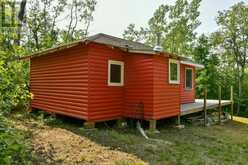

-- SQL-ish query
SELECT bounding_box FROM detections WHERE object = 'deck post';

[203,87,207,127]
[177,115,181,125]
[230,86,234,120]
[204,88,207,127]
[218,86,222,124]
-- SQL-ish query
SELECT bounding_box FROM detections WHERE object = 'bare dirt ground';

[11,112,248,165]
[12,114,146,165]
[31,127,145,165]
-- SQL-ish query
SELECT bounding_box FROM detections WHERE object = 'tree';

[216,2,248,114]
[14,0,27,45]
[123,0,201,56]
[0,0,97,113]
[193,34,221,99]
[64,0,97,42]
[26,0,97,50]
[122,24,148,42]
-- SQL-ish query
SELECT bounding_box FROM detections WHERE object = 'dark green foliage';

[193,34,221,99]
[0,0,97,113]
[0,0,97,163]
[0,114,33,165]
[214,2,248,115]
[0,47,31,114]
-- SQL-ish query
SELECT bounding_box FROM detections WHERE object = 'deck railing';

[203,86,234,127]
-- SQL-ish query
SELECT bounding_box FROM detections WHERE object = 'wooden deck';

[181,99,232,116]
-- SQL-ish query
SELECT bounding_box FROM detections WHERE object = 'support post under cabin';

[84,122,95,129]
[149,120,157,132]
[230,86,234,120]
[175,114,184,129]
[204,88,207,127]
[116,118,126,128]
[218,86,222,124]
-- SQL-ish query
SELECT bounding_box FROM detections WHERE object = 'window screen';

[170,62,178,81]
[110,64,121,83]
[185,69,193,89]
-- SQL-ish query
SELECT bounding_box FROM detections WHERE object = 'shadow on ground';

[45,114,248,165]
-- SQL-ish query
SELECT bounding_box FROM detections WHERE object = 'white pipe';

[136,121,149,139]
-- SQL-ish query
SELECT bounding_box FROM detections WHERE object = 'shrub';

[0,114,33,165]
[0,50,31,115]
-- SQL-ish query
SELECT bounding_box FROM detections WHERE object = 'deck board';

[181,99,232,116]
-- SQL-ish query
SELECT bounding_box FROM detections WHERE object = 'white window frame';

[169,59,180,84]
[185,67,193,90]
[108,60,124,86]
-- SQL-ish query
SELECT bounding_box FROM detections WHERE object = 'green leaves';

[0,55,31,114]
[215,2,248,113]
[0,115,33,165]
[0,4,31,113]
[123,0,202,56]
[122,24,148,42]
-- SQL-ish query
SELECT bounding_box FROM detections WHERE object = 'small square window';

[185,68,193,89]
[169,59,180,84]
[108,60,124,86]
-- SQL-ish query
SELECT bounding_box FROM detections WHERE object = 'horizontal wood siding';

[30,42,196,122]
[30,46,89,119]
[180,64,195,104]
[124,54,154,119]
[88,43,124,121]
[153,56,180,119]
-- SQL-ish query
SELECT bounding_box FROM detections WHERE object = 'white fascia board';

[180,61,205,69]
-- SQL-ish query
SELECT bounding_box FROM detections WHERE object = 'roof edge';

[18,33,204,68]
[19,40,85,60]
[180,60,205,68]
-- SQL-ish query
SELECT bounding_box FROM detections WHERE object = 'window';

[108,60,124,86]
[169,59,180,84]
[185,68,193,89]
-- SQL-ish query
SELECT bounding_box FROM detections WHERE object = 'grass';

[63,119,248,165]
[9,111,248,165]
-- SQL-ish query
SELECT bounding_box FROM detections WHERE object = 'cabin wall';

[30,45,89,119]
[153,56,180,119]
[180,64,195,104]
[87,43,124,122]
[124,54,154,119]
[30,42,197,122]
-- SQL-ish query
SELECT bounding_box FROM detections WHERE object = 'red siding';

[30,42,196,122]
[153,56,180,119]
[87,43,124,122]
[180,64,195,104]
[124,54,154,119]
[30,46,89,119]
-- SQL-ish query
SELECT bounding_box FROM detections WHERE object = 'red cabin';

[26,33,204,128]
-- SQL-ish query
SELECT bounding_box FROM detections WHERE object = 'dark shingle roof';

[22,33,155,59]
[87,33,153,51]
[20,33,204,68]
